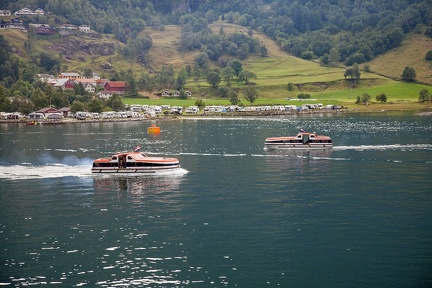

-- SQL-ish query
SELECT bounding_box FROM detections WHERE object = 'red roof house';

[104,81,127,95]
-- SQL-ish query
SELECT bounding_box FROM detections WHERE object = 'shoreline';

[1,108,431,125]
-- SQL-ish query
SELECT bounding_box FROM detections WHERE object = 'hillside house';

[97,91,117,99]
[79,25,91,33]
[53,78,75,90]
[0,10,11,16]
[34,24,55,35]
[34,8,45,15]
[35,74,55,82]
[104,81,127,95]
[7,18,24,29]
[84,83,96,93]
[58,72,81,80]
[58,24,77,31]
[75,79,97,93]
[161,91,170,97]
[14,8,44,16]
[96,79,108,87]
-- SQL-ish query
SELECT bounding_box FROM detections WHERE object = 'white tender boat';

[91,149,180,174]
[265,130,333,150]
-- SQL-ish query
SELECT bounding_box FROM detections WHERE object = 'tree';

[418,89,430,103]
[243,86,258,105]
[0,85,11,111]
[344,63,361,83]
[359,93,371,105]
[194,52,210,69]
[229,89,240,105]
[107,94,124,111]
[206,72,221,88]
[298,93,311,99]
[328,48,340,66]
[31,88,48,109]
[229,59,243,78]
[238,70,257,85]
[287,83,295,91]
[425,50,432,61]
[195,98,205,110]
[83,68,93,78]
[260,45,268,57]
[401,67,416,82]
[221,67,235,86]
[70,100,85,113]
[176,68,188,90]
[88,98,104,113]
[376,93,387,103]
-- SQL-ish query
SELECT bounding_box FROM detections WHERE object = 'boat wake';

[0,164,188,181]
[333,144,432,151]
[0,163,93,180]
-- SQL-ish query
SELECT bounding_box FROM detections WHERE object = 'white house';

[79,25,91,33]
[0,10,11,16]
[97,91,116,99]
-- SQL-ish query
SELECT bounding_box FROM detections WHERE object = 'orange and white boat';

[91,147,180,174]
[265,129,333,150]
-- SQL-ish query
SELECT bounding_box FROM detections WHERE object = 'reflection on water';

[93,174,185,195]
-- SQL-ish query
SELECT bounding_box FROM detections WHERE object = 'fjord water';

[0,113,431,287]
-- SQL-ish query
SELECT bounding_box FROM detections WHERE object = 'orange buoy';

[147,123,160,134]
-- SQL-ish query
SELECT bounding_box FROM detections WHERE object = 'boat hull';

[91,165,181,174]
[265,143,333,150]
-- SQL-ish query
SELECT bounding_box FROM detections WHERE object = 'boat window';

[112,156,117,161]
[128,156,132,160]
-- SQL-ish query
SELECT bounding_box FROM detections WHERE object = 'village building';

[0,10,11,16]
[58,24,77,31]
[0,19,7,29]
[33,24,56,35]
[35,74,55,82]
[35,107,61,117]
[75,78,98,93]
[79,25,91,33]
[96,79,109,87]
[59,107,72,118]
[103,81,127,95]
[53,78,75,90]
[4,18,25,29]
[58,72,81,80]
[97,90,117,100]
[14,8,45,16]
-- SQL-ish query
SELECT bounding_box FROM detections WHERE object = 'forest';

[1,0,431,65]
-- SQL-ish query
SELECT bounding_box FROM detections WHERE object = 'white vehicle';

[101,111,115,119]
[75,111,88,120]
[185,106,199,113]
[28,112,45,119]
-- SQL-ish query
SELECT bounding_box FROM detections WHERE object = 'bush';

[426,50,432,61]
[297,93,311,99]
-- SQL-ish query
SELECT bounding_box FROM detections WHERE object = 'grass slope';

[367,33,432,85]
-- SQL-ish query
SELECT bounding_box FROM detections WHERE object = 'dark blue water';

[1,113,432,287]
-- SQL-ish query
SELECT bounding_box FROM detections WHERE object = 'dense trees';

[401,67,417,82]
[3,0,427,66]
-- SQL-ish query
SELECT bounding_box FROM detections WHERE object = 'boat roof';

[266,132,332,140]
[93,151,179,163]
